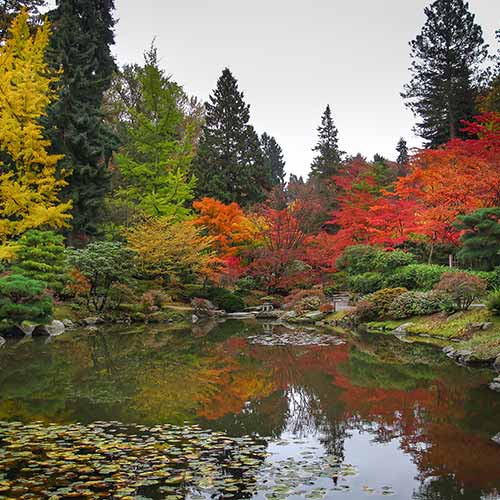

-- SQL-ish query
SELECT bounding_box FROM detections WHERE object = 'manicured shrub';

[486,291,500,315]
[373,250,416,274]
[235,276,259,291]
[12,230,67,293]
[434,272,487,311]
[0,274,53,326]
[348,272,385,294]
[388,290,445,319]
[364,287,409,317]
[386,264,449,291]
[210,289,245,312]
[336,245,381,275]
[324,272,349,295]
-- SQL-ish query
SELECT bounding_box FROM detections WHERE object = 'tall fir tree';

[0,0,45,40]
[46,0,118,237]
[396,137,409,174]
[309,105,343,180]
[261,132,286,186]
[401,0,488,148]
[192,68,266,206]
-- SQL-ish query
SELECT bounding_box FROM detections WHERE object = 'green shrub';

[486,291,500,315]
[67,241,135,312]
[434,272,488,311]
[188,287,245,313]
[12,230,67,293]
[388,291,445,319]
[468,270,500,290]
[386,264,449,291]
[373,250,416,274]
[235,276,259,291]
[336,245,381,275]
[348,272,385,294]
[0,274,53,326]
[364,287,409,317]
[207,287,245,312]
[324,272,349,295]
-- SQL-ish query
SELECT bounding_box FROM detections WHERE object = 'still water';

[0,320,499,499]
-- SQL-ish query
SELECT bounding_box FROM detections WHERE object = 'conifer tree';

[396,137,409,173]
[192,68,266,206]
[401,0,488,147]
[46,0,118,236]
[309,105,343,179]
[113,44,197,219]
[0,0,45,39]
[261,133,286,186]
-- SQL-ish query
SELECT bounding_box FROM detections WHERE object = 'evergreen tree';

[455,207,500,270]
[401,0,488,148]
[309,105,343,179]
[396,137,409,174]
[261,132,286,186]
[46,0,118,237]
[0,0,45,39]
[479,30,500,113]
[192,68,266,206]
[112,44,197,220]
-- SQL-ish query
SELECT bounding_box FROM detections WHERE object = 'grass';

[366,308,500,362]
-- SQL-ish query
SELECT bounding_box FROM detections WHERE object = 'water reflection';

[0,321,499,499]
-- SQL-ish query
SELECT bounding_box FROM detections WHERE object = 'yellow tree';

[0,9,71,259]
[126,217,217,284]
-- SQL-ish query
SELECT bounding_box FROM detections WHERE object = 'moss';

[366,308,500,362]
[455,330,500,360]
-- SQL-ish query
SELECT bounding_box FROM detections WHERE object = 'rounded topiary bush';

[205,287,245,313]
[486,291,500,316]
[385,264,449,291]
[388,290,445,319]
[347,272,385,294]
[373,250,416,274]
[364,287,409,317]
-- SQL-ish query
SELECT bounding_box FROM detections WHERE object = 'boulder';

[491,432,500,446]
[62,318,76,329]
[225,312,256,320]
[303,311,326,322]
[82,317,104,326]
[32,320,65,337]
[489,376,500,393]
[393,322,414,335]
[494,355,500,370]
[481,322,494,331]
[0,336,5,348]
[281,310,297,321]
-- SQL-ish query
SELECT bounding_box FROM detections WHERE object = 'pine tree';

[309,105,343,179]
[261,133,286,186]
[0,0,45,39]
[401,0,488,148]
[396,137,409,173]
[192,68,266,206]
[46,0,118,237]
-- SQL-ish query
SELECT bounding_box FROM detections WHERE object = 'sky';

[49,0,500,179]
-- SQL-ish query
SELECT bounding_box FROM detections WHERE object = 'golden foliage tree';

[0,9,71,259]
[126,217,216,283]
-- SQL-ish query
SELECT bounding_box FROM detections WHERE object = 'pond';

[0,320,499,499]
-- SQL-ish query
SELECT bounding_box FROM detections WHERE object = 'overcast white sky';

[50,0,500,179]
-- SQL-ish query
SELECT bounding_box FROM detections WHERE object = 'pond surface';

[0,320,499,499]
